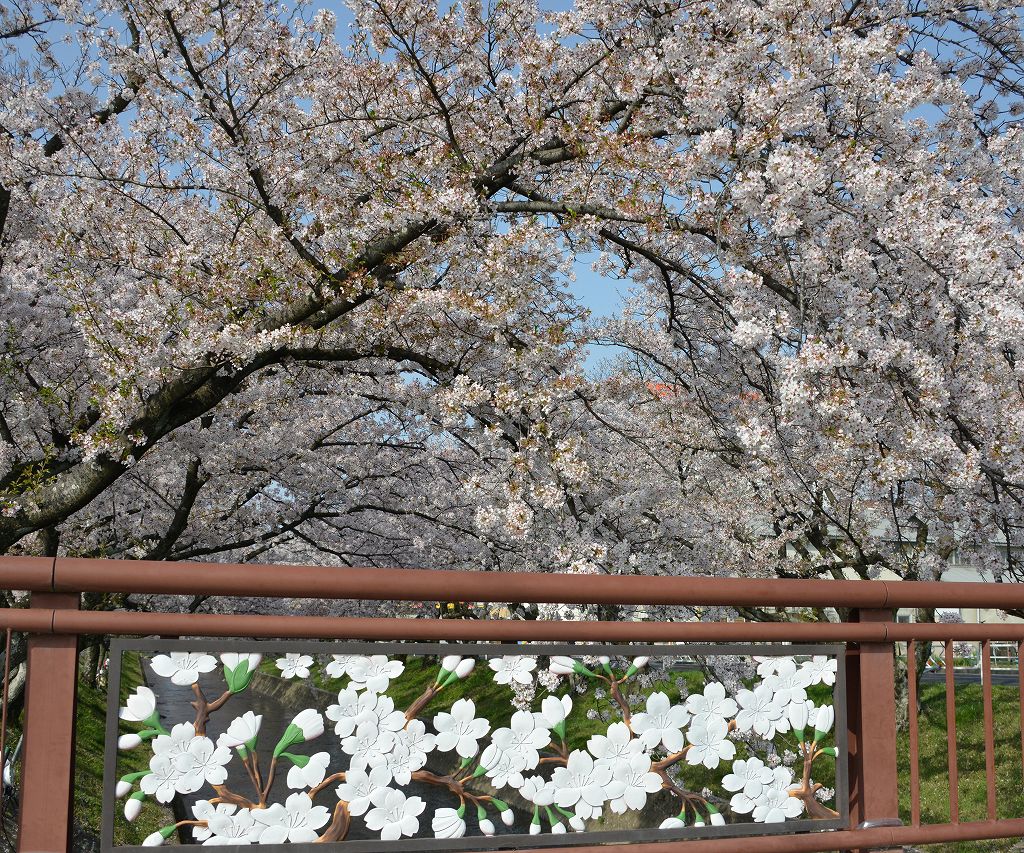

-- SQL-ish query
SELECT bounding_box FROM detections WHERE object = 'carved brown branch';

[316,800,351,843]
[787,741,840,820]
[307,771,346,800]
[190,683,232,735]
[210,786,257,809]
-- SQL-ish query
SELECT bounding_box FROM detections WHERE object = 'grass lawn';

[896,681,1024,852]
[73,653,175,846]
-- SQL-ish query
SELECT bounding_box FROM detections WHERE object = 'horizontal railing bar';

[499,817,1024,853]
[6,556,1024,610]
[5,608,1024,641]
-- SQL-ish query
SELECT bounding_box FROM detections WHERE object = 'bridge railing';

[2,556,1024,852]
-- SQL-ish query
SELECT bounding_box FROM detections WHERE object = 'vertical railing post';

[846,607,901,852]
[18,592,80,853]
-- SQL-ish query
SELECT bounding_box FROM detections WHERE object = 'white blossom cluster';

[116,649,841,844]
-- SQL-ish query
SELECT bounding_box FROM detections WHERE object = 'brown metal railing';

[2,555,1024,851]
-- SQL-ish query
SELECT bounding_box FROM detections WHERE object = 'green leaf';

[281,751,310,767]
[273,723,302,757]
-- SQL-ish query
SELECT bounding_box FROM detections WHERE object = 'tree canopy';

[2,0,1024,590]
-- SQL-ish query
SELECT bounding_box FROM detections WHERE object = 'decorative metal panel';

[102,641,848,850]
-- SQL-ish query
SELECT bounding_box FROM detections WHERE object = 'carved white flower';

[397,718,436,764]
[217,711,262,751]
[588,721,643,768]
[219,652,262,672]
[205,808,263,844]
[764,658,812,705]
[371,742,419,785]
[175,736,232,790]
[685,682,738,726]
[479,743,525,789]
[140,755,183,803]
[432,806,467,839]
[686,717,736,769]
[752,787,804,823]
[735,683,786,738]
[325,654,370,680]
[631,691,690,752]
[801,655,837,686]
[608,753,662,814]
[433,698,490,758]
[488,655,537,685]
[151,722,196,761]
[519,774,556,806]
[119,686,157,722]
[286,751,331,789]
[354,693,406,734]
[348,655,404,693]
[290,709,325,742]
[253,792,330,843]
[722,756,774,802]
[534,694,572,731]
[275,653,314,679]
[753,656,786,678]
[191,801,238,842]
[491,710,550,769]
[551,749,625,819]
[815,704,835,736]
[220,653,262,690]
[335,764,393,815]
[150,652,217,686]
[364,787,425,840]
[342,721,397,768]
[325,687,366,737]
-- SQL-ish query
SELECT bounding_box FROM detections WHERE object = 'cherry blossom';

[139,756,182,803]
[191,802,239,843]
[551,750,625,820]
[363,788,426,841]
[686,682,739,727]
[588,721,644,768]
[341,721,396,768]
[608,754,663,813]
[325,688,366,738]
[348,655,404,693]
[535,695,573,733]
[686,718,737,769]
[433,698,490,758]
[286,751,331,790]
[764,659,812,705]
[432,806,467,839]
[801,657,837,687]
[480,743,526,789]
[631,692,690,752]
[275,653,314,680]
[253,793,331,843]
[151,723,197,762]
[204,809,264,845]
[119,687,157,723]
[490,710,550,769]
[150,653,217,686]
[723,757,775,803]
[335,765,393,816]
[175,737,232,789]
[217,712,262,751]
[735,684,787,738]
[220,654,262,692]
[325,655,370,680]
[489,656,537,686]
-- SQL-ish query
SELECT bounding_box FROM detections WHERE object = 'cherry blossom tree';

[0,0,1022,626]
